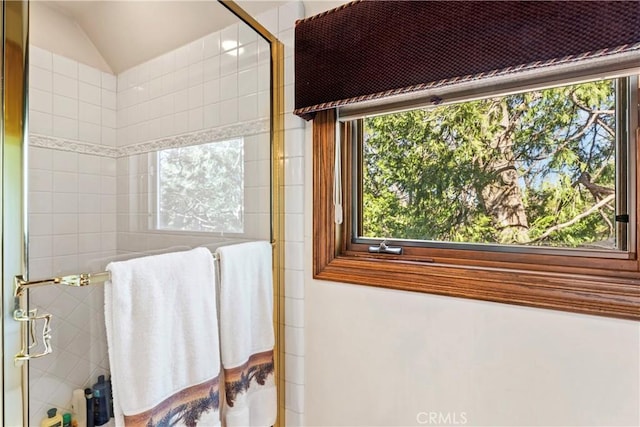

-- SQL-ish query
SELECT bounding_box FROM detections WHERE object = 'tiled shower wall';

[115,18,271,255]
[28,46,117,424]
[26,1,306,425]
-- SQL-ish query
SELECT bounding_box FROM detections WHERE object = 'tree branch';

[526,193,615,243]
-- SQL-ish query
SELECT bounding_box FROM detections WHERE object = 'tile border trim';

[30,118,269,158]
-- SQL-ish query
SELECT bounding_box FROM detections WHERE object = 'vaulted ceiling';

[31,1,287,73]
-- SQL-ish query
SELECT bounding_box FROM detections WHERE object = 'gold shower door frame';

[0,1,286,425]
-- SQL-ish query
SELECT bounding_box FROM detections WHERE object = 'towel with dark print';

[123,376,220,427]
[224,350,275,407]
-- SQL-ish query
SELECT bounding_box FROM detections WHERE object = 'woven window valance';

[294,0,640,120]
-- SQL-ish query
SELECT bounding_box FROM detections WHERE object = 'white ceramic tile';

[239,22,258,46]
[188,108,203,132]
[79,102,101,125]
[203,32,221,58]
[219,98,238,126]
[173,66,189,90]
[188,85,204,109]
[285,185,303,214]
[101,89,116,109]
[221,23,239,51]
[161,73,175,95]
[30,111,53,135]
[102,108,116,128]
[160,50,176,75]
[53,171,78,193]
[188,38,204,65]
[238,68,258,96]
[29,191,53,214]
[174,45,190,70]
[188,62,204,87]
[285,382,305,413]
[285,354,305,385]
[285,410,304,427]
[239,94,258,121]
[28,257,53,279]
[53,54,78,78]
[29,235,53,258]
[285,213,304,243]
[78,213,101,233]
[30,66,53,92]
[52,116,78,140]
[78,233,102,253]
[220,50,238,76]
[285,241,304,270]
[53,234,79,256]
[77,154,101,174]
[78,63,101,86]
[79,81,101,105]
[238,42,258,71]
[258,90,270,118]
[53,73,78,99]
[78,194,101,214]
[30,46,52,70]
[285,268,304,299]
[52,150,78,173]
[148,56,164,81]
[149,76,163,99]
[102,127,116,146]
[220,74,238,101]
[78,173,101,194]
[30,169,53,192]
[148,99,162,120]
[52,192,79,214]
[285,83,295,113]
[79,122,101,144]
[53,95,78,119]
[30,88,53,114]
[285,156,304,186]
[285,297,304,328]
[283,56,294,86]
[284,129,305,158]
[101,157,116,176]
[203,103,220,129]
[29,147,53,170]
[284,326,304,356]
[203,80,220,106]
[173,111,189,135]
[159,94,174,117]
[174,89,189,112]
[53,213,78,235]
[29,213,53,236]
[102,72,117,91]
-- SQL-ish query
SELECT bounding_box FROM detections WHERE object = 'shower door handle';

[13,307,53,362]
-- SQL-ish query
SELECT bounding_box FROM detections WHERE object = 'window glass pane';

[360,79,625,250]
[158,139,244,233]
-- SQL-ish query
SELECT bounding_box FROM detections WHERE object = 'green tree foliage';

[158,139,244,233]
[362,80,618,248]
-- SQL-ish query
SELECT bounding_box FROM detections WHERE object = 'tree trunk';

[480,100,530,244]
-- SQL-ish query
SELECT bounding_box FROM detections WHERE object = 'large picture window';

[313,73,640,320]
[355,77,632,255]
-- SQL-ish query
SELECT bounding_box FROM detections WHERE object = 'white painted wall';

[297,2,640,427]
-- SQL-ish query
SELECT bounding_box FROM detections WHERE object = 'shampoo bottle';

[62,413,72,427]
[71,389,87,427]
[84,388,94,427]
[93,375,110,426]
[41,408,63,427]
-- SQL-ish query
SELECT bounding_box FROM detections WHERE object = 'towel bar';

[12,242,275,363]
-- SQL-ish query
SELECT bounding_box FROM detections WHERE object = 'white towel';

[216,241,276,427]
[105,248,221,427]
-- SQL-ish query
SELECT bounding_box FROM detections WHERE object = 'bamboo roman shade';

[294,0,640,120]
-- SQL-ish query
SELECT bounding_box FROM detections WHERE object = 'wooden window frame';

[313,109,640,320]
